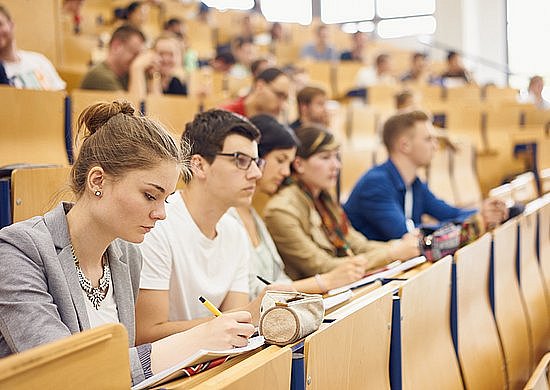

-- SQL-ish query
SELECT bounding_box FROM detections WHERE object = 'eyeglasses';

[268,85,289,101]
[216,152,266,171]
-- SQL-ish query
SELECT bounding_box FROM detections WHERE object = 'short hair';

[382,110,430,152]
[183,109,261,174]
[250,58,268,77]
[215,50,236,65]
[109,24,146,46]
[250,114,299,158]
[0,4,11,21]
[296,86,326,107]
[447,50,458,62]
[395,90,414,110]
[254,67,286,85]
[163,17,182,30]
[412,52,427,61]
[72,100,189,196]
[233,36,253,49]
[376,54,390,66]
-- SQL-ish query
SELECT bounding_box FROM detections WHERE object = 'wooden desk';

[453,233,507,389]
[493,219,532,389]
[524,352,550,390]
[309,283,398,389]
[0,324,131,389]
[397,256,463,389]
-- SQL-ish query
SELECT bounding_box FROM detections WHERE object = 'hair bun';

[77,100,135,136]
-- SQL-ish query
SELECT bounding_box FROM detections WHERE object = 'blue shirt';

[343,159,476,241]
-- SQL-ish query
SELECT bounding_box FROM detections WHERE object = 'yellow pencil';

[199,296,222,317]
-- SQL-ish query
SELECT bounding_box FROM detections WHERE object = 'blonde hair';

[71,100,190,195]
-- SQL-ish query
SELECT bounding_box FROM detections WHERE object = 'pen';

[199,296,222,317]
[256,275,272,285]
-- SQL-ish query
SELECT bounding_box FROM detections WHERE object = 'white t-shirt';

[82,275,120,328]
[4,50,66,90]
[139,193,250,321]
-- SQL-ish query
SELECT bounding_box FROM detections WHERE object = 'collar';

[383,159,420,191]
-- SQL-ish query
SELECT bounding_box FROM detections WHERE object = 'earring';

[94,190,102,197]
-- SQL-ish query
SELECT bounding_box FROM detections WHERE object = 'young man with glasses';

[135,110,287,344]
[222,67,290,118]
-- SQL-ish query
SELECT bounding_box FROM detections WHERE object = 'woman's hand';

[322,257,367,290]
[190,311,255,350]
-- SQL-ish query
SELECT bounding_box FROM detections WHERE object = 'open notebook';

[132,336,265,390]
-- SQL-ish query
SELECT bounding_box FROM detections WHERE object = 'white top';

[4,50,66,90]
[139,193,250,321]
[82,275,120,328]
[227,208,292,299]
[355,66,396,88]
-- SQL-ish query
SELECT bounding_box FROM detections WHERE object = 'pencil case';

[259,291,324,346]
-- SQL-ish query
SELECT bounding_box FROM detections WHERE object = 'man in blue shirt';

[344,111,508,241]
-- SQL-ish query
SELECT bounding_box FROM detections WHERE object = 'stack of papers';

[132,336,265,390]
[327,256,426,296]
[323,289,353,311]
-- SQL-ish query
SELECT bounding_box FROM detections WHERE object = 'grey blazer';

[0,203,146,384]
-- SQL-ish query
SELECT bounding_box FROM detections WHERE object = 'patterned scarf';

[297,180,353,257]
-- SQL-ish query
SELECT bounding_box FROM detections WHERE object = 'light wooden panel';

[192,346,292,390]
[518,210,550,365]
[492,219,532,389]
[308,285,395,390]
[484,86,519,103]
[368,85,399,109]
[511,172,539,204]
[2,0,62,66]
[427,145,455,205]
[334,62,363,98]
[539,200,550,299]
[451,137,482,208]
[399,256,463,390]
[454,233,507,390]
[0,86,68,166]
[340,146,373,202]
[524,352,550,390]
[0,324,131,389]
[11,166,74,223]
[145,95,201,139]
[445,85,481,104]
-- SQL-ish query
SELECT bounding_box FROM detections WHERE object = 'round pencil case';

[259,291,324,346]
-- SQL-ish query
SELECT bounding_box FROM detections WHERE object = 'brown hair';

[109,24,145,46]
[295,126,338,159]
[395,90,414,110]
[382,110,430,152]
[296,86,326,107]
[71,100,189,196]
[0,4,11,21]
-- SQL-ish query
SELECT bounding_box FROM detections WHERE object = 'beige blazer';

[263,183,394,280]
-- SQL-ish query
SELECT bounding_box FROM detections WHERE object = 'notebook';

[132,336,265,390]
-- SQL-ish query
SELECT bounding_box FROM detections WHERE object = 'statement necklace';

[70,244,111,310]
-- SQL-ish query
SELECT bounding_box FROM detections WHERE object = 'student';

[290,86,329,130]
[263,126,420,280]
[0,101,254,387]
[230,115,369,298]
[344,111,508,241]
[221,67,290,118]
[136,110,288,344]
[0,5,65,90]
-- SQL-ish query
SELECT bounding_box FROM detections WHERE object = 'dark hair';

[109,24,146,46]
[126,1,142,17]
[382,110,430,152]
[250,58,268,77]
[413,52,427,61]
[215,50,236,65]
[249,115,299,158]
[447,50,458,62]
[254,67,286,84]
[72,100,189,196]
[163,17,182,30]
[395,90,414,110]
[295,126,338,159]
[183,109,260,173]
[376,54,390,66]
[233,36,253,49]
[0,4,11,21]
[296,86,326,107]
